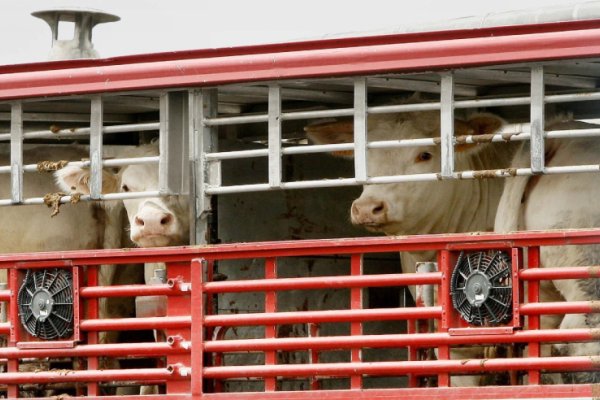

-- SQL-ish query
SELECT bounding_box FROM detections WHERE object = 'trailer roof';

[1,3,600,101]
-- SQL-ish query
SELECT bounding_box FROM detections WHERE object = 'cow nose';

[351,198,388,225]
[134,210,174,232]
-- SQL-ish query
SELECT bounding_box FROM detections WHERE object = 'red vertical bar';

[350,254,363,389]
[166,261,192,394]
[437,250,450,387]
[7,267,18,398]
[191,259,204,398]
[86,265,99,397]
[264,258,277,392]
[407,319,418,387]
[527,246,541,385]
[308,323,320,390]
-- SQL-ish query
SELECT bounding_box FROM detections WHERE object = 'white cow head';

[55,145,190,248]
[306,110,505,236]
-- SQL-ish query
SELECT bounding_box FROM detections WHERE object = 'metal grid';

[0,230,596,397]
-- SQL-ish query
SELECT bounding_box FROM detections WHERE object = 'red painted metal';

[203,307,443,326]
[2,21,600,100]
[1,229,600,397]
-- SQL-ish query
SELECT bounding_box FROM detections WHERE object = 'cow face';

[306,111,504,236]
[118,163,190,248]
[54,145,190,248]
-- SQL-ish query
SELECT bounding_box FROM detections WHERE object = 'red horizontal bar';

[204,307,441,327]
[199,384,597,400]
[0,290,10,301]
[520,266,600,280]
[520,301,600,315]
[204,328,600,353]
[0,323,10,335]
[0,342,187,359]
[0,367,175,384]
[80,283,184,298]
[80,316,190,331]
[2,27,600,100]
[203,272,441,293]
[0,229,599,267]
[204,356,600,379]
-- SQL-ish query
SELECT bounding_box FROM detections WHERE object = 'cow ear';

[304,119,354,157]
[54,165,120,194]
[455,113,505,153]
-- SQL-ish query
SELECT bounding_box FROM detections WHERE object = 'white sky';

[0,0,591,66]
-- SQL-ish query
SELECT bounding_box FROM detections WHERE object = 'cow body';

[495,123,600,383]
[307,108,600,384]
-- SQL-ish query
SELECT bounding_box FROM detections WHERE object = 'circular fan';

[450,251,512,326]
[18,268,74,340]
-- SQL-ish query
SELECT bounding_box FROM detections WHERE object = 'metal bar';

[204,307,442,327]
[4,26,600,100]
[527,246,541,385]
[440,72,455,179]
[198,385,598,400]
[80,283,184,298]
[80,316,191,331]
[9,103,23,205]
[520,301,600,315]
[89,95,103,199]
[0,342,186,359]
[191,258,204,396]
[160,91,189,195]
[520,266,600,280]
[0,190,162,207]
[203,272,441,293]
[85,265,99,396]
[203,356,600,379]
[455,68,596,88]
[354,77,368,183]
[0,368,175,384]
[350,254,363,389]
[264,258,277,392]
[530,66,545,174]
[204,328,600,353]
[0,122,160,142]
[195,89,218,245]
[268,85,282,188]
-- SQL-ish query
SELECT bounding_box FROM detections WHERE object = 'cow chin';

[133,234,176,248]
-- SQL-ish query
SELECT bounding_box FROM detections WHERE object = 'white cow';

[307,106,600,385]
[56,144,189,283]
[55,144,188,395]
[0,145,142,395]
[0,145,138,326]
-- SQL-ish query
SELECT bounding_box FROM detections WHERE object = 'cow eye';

[121,184,130,192]
[416,152,433,162]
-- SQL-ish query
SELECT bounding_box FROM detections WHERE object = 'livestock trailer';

[2,3,600,399]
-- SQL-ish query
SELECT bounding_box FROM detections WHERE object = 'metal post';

[159,91,190,195]
[440,72,455,179]
[193,89,218,245]
[354,78,368,183]
[530,66,545,174]
[10,103,23,204]
[268,85,282,188]
[89,96,103,199]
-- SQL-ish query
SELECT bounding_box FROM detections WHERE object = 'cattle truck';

[1,2,600,399]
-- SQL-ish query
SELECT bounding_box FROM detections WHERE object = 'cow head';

[55,145,190,248]
[306,110,504,236]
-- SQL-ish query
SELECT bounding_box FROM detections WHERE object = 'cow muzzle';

[131,202,180,247]
[351,197,388,228]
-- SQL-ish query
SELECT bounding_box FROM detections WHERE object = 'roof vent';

[32,7,120,61]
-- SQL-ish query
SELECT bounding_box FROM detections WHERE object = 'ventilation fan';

[18,268,74,340]
[450,251,512,326]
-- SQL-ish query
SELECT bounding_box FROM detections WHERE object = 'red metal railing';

[0,230,599,398]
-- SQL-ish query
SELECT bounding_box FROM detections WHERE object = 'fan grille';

[18,268,74,340]
[450,251,512,326]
